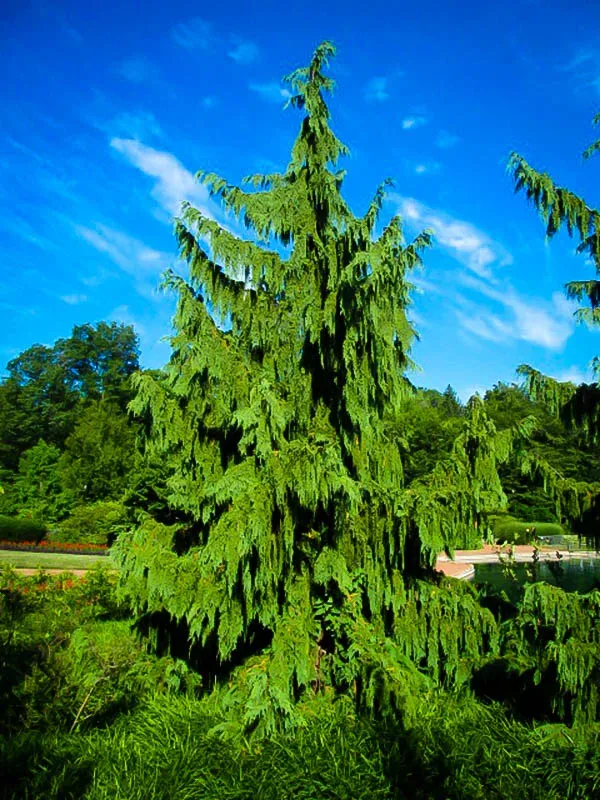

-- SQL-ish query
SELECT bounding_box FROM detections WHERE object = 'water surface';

[473,558,600,602]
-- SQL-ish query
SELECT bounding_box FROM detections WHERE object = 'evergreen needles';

[115,42,539,731]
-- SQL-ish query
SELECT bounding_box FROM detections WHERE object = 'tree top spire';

[284,40,337,115]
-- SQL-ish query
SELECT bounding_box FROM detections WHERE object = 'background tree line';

[0,321,170,544]
[2,321,600,545]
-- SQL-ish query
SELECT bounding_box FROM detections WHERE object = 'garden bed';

[0,540,108,556]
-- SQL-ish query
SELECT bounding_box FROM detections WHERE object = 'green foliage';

[491,515,564,544]
[3,693,600,800]
[0,321,140,473]
[0,515,47,543]
[114,43,544,732]
[122,452,176,524]
[504,583,600,725]
[483,380,600,532]
[0,346,78,471]
[0,566,198,740]
[401,693,600,800]
[53,501,130,546]
[1,696,395,800]
[509,121,600,536]
[2,567,600,799]
[60,400,138,502]
[518,366,600,447]
[18,620,201,733]
[508,144,600,276]
[13,440,72,522]
[56,321,140,407]
[396,387,465,484]
[0,468,17,515]
[393,578,499,688]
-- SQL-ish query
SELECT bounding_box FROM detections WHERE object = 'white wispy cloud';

[98,110,163,141]
[551,366,589,385]
[118,57,158,84]
[81,270,110,288]
[75,223,171,278]
[364,77,389,102]
[60,20,83,45]
[228,40,260,64]
[395,195,573,349]
[249,83,291,103]
[171,17,213,50]
[110,138,213,217]
[402,115,427,130]
[413,161,441,175]
[561,47,600,95]
[456,275,575,350]
[395,195,512,279]
[436,130,460,148]
[563,48,597,72]
[61,293,88,305]
[455,307,512,344]
[0,213,59,253]
[410,274,440,295]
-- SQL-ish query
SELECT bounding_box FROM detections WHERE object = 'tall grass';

[3,693,600,800]
[3,568,600,799]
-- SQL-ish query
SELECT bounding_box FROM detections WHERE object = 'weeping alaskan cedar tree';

[115,42,529,734]
[509,115,600,531]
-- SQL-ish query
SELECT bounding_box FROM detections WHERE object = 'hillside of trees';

[3,42,600,799]
[4,325,598,548]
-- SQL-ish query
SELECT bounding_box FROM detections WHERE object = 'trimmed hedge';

[0,515,47,544]
[493,517,564,545]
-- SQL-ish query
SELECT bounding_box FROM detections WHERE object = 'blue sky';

[2,0,600,400]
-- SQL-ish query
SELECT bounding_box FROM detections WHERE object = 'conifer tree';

[116,43,525,733]
[509,116,600,408]
[509,115,600,531]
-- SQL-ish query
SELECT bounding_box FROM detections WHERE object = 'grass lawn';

[0,550,112,571]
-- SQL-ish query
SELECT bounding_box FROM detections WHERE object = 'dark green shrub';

[398,693,600,799]
[0,514,47,543]
[52,502,129,546]
[0,731,97,800]
[17,620,202,733]
[493,516,564,544]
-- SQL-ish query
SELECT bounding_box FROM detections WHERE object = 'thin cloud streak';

[402,115,427,130]
[364,77,389,102]
[395,195,512,279]
[455,275,575,350]
[398,196,573,350]
[110,138,214,218]
[249,83,291,103]
[61,293,88,305]
[75,223,171,276]
[228,41,260,64]
[171,17,213,50]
